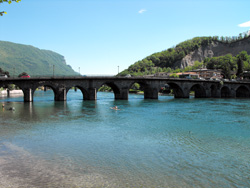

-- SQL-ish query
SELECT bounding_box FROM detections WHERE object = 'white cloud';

[138,9,146,14]
[238,21,250,27]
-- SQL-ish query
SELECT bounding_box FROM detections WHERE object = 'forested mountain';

[0,41,78,77]
[119,31,250,77]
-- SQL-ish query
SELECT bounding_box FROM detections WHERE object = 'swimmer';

[110,106,119,110]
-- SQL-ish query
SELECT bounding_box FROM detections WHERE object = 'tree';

[8,84,16,90]
[0,0,21,16]
[0,67,10,77]
[156,67,162,73]
[205,54,236,79]
[131,83,140,90]
[169,73,179,78]
[236,51,250,76]
[193,61,203,70]
[237,57,244,76]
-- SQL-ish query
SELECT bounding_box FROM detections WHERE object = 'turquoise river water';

[0,90,250,188]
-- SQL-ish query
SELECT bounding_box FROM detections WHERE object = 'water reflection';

[0,91,250,187]
[1,93,100,122]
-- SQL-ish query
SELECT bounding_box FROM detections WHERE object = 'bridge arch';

[97,81,121,99]
[167,82,186,98]
[13,83,57,102]
[221,86,231,98]
[66,86,89,100]
[236,85,250,98]
[10,83,24,94]
[2,83,26,99]
[32,84,57,101]
[190,84,206,98]
[129,81,161,99]
[128,81,149,97]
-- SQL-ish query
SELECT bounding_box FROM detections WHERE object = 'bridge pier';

[205,89,211,98]
[211,89,221,98]
[115,88,128,100]
[173,89,189,98]
[209,84,221,98]
[85,88,96,100]
[174,89,190,98]
[55,88,67,101]
[7,89,10,97]
[230,88,236,98]
[23,88,33,102]
[144,87,159,99]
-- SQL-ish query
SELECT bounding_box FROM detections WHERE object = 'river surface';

[0,90,250,188]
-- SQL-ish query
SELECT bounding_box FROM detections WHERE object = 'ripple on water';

[0,92,250,187]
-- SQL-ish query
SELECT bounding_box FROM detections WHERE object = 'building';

[154,69,223,79]
[177,72,199,79]
[191,69,223,79]
[243,71,250,80]
[154,72,170,77]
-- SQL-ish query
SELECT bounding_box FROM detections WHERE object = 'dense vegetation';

[0,67,9,77]
[120,51,250,79]
[119,37,214,76]
[119,31,250,77]
[205,51,250,78]
[0,41,78,77]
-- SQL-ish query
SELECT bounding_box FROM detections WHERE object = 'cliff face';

[175,37,250,68]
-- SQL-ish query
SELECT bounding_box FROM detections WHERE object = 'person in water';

[111,106,119,110]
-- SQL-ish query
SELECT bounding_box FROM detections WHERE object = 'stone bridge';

[0,76,250,102]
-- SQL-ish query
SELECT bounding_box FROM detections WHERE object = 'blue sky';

[1,0,250,75]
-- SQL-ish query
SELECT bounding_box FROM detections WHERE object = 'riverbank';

[0,90,23,96]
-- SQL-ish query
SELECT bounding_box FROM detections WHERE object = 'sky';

[0,0,250,75]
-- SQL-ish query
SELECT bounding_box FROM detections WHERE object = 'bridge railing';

[0,75,249,83]
[0,75,117,80]
[5,74,116,78]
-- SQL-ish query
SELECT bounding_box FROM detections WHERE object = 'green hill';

[0,41,78,77]
[119,31,250,76]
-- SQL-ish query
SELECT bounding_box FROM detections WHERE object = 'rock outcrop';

[175,37,250,68]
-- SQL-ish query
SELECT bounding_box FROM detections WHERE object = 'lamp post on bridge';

[79,67,81,76]
[118,66,119,74]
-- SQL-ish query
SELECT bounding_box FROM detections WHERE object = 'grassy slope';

[0,41,78,76]
[119,35,250,76]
